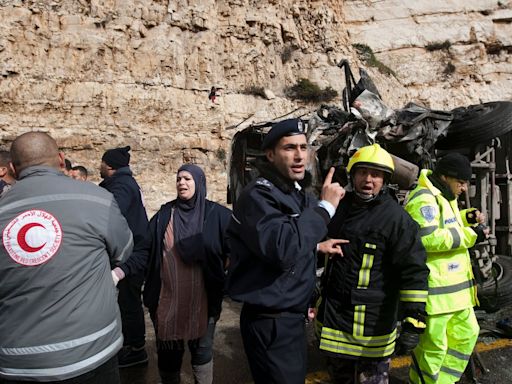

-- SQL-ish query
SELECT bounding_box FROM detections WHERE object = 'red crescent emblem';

[17,223,46,253]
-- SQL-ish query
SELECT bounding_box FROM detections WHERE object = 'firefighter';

[405,153,488,383]
[316,144,429,383]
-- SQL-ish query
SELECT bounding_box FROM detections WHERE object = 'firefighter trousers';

[409,307,479,384]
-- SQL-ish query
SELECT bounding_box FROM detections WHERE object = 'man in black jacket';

[100,146,149,368]
[227,119,346,384]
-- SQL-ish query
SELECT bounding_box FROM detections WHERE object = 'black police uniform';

[227,160,330,384]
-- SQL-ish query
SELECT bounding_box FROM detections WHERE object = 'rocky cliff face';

[0,0,510,213]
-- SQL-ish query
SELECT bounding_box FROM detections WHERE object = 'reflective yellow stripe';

[321,326,397,346]
[400,289,428,302]
[319,338,395,358]
[353,305,366,337]
[403,317,426,329]
[357,254,374,288]
[365,243,377,249]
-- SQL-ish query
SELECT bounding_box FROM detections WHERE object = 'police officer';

[405,153,488,383]
[316,144,429,383]
[227,118,346,384]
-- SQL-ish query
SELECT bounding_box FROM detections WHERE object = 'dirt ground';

[120,300,512,384]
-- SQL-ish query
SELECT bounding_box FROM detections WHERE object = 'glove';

[466,208,479,224]
[473,224,487,244]
[111,267,125,287]
[395,316,426,355]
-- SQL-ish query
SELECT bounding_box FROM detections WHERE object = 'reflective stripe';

[407,188,434,204]
[231,214,241,225]
[0,320,118,356]
[321,326,396,346]
[357,254,374,288]
[0,335,122,379]
[353,305,366,337]
[0,194,113,215]
[116,234,133,264]
[449,227,461,249]
[400,290,428,302]
[319,338,395,358]
[365,243,376,249]
[440,365,464,379]
[419,225,437,237]
[410,362,439,381]
[429,280,474,295]
[447,348,471,361]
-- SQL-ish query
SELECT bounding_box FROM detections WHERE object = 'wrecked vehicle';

[227,60,512,315]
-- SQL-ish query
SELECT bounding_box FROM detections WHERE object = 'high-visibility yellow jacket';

[405,169,478,315]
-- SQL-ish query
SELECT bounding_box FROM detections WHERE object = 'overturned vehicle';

[227,61,512,315]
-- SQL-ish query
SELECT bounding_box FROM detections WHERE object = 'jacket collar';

[18,166,64,180]
[100,166,132,187]
[255,158,312,194]
[418,169,456,201]
[429,172,456,201]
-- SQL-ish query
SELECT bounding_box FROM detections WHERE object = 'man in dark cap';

[100,146,149,368]
[405,152,488,383]
[227,118,347,384]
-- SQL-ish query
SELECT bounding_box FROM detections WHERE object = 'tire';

[477,256,512,313]
[435,101,512,149]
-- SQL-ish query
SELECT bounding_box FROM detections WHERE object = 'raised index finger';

[323,167,335,186]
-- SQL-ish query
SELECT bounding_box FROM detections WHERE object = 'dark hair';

[71,165,88,178]
[0,150,11,166]
[64,158,72,171]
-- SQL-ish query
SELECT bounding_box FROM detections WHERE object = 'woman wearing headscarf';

[112,164,231,384]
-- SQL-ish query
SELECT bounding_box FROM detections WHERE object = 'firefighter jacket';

[226,162,330,314]
[316,191,429,359]
[0,166,133,381]
[405,169,479,315]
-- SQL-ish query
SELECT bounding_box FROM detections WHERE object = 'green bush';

[241,85,266,98]
[287,78,338,103]
[352,43,396,77]
[426,40,451,51]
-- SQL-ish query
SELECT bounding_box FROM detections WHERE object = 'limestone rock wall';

[345,0,512,108]
[0,0,510,214]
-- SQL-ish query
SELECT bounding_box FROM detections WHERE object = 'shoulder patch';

[420,206,437,222]
[255,178,273,189]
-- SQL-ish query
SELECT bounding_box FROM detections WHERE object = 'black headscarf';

[173,164,207,263]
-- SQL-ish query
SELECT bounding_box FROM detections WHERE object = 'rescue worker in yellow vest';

[316,144,429,383]
[405,153,489,384]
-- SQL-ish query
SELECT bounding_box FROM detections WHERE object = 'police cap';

[261,118,306,150]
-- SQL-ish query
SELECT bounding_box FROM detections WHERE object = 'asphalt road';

[121,299,512,384]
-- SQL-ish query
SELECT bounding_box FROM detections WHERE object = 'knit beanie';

[102,146,131,169]
[434,153,472,181]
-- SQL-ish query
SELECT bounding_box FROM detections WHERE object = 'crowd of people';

[0,124,488,384]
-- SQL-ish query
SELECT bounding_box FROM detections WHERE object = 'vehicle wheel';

[477,256,512,313]
[435,102,512,149]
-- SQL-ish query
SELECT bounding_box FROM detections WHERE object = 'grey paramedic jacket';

[0,166,133,382]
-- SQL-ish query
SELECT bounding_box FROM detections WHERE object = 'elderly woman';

[112,164,231,384]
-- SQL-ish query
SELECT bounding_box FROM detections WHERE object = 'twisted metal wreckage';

[228,61,512,321]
